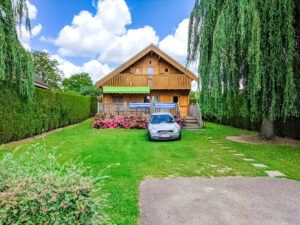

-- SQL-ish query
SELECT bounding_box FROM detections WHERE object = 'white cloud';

[40,35,55,43]
[51,54,112,83]
[159,18,189,61]
[99,26,159,64]
[54,0,158,63]
[16,0,41,50]
[18,23,42,50]
[27,0,37,19]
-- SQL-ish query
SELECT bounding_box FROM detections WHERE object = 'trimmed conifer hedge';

[0,82,97,144]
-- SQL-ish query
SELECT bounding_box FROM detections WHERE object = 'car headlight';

[149,126,158,133]
[173,125,180,133]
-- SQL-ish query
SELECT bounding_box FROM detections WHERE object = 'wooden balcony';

[103,73,191,90]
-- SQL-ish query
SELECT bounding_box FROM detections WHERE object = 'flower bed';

[93,113,182,129]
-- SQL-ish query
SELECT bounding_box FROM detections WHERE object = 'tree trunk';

[260,118,274,140]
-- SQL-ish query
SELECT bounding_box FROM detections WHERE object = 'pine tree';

[0,0,34,98]
[187,0,298,139]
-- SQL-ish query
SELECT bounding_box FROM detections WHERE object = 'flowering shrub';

[93,113,183,129]
[173,113,183,128]
[93,113,147,129]
[0,143,111,224]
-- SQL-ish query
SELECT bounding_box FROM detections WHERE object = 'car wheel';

[148,131,152,141]
[177,132,181,141]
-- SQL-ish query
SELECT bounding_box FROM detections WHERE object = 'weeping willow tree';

[0,0,34,98]
[187,0,298,139]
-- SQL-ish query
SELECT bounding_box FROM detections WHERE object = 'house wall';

[122,54,182,75]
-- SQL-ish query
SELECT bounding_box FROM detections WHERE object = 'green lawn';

[2,119,300,224]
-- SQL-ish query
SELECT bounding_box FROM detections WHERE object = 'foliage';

[3,120,300,224]
[187,0,299,136]
[80,86,102,96]
[62,72,94,94]
[93,113,147,129]
[0,81,97,144]
[32,51,63,88]
[0,143,111,224]
[0,0,34,98]
[189,91,200,104]
[93,113,182,129]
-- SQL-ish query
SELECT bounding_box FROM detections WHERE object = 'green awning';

[103,86,150,94]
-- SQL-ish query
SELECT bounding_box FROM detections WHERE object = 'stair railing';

[189,103,203,129]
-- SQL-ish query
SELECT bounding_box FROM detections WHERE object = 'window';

[144,96,150,103]
[147,67,154,74]
[165,68,168,73]
[136,68,140,73]
[173,96,178,103]
[113,97,123,103]
[149,60,152,64]
[152,96,158,103]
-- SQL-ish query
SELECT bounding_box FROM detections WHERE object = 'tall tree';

[62,73,94,94]
[32,51,63,88]
[0,0,34,98]
[187,0,298,139]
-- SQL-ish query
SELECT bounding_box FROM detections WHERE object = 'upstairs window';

[152,96,158,103]
[165,68,169,73]
[147,67,154,74]
[144,96,150,103]
[136,68,140,73]
[173,96,178,103]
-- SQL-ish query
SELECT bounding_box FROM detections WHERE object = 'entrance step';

[183,123,201,130]
[185,119,198,123]
[183,115,201,130]
[185,116,196,120]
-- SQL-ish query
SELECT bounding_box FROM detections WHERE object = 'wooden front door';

[179,95,188,116]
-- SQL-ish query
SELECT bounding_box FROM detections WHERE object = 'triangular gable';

[95,44,197,88]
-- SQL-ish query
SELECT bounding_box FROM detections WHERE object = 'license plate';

[160,134,170,138]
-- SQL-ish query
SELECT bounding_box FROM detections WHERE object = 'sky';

[19,0,197,86]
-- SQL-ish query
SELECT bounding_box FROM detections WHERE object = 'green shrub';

[0,81,97,144]
[0,143,111,224]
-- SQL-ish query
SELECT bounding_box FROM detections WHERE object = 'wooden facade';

[95,44,197,116]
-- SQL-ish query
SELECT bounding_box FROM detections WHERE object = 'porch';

[97,102,203,129]
[97,102,181,118]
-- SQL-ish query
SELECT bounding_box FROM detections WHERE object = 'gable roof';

[34,76,51,90]
[95,44,197,88]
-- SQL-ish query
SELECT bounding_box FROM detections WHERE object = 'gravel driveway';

[139,177,300,225]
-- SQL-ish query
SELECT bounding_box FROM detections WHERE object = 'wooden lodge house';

[95,44,198,117]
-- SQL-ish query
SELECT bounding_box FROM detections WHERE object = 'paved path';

[139,177,300,225]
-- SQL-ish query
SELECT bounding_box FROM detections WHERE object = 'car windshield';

[151,114,174,124]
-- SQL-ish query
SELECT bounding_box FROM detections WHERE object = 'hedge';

[0,81,97,144]
[199,92,300,139]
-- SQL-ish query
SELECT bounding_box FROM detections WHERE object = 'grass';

[2,119,300,224]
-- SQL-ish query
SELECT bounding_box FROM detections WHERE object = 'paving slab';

[252,163,268,168]
[139,177,300,225]
[221,147,230,149]
[243,158,254,161]
[265,171,286,177]
[233,153,244,156]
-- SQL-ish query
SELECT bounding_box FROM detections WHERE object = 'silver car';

[147,113,181,141]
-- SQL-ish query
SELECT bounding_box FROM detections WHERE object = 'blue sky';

[20,0,196,83]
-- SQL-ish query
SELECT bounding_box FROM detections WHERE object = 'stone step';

[185,116,196,120]
[183,126,201,130]
[185,119,198,123]
[183,123,201,129]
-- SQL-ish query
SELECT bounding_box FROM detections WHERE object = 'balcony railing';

[103,73,191,89]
